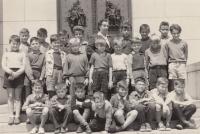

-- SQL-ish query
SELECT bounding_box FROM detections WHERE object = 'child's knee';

[114,109,124,118]
[129,110,138,117]
[42,107,49,115]
[73,110,80,115]
[189,104,197,112]
[156,104,162,111]
[26,108,33,115]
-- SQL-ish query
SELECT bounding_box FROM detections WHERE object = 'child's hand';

[131,79,135,86]
[65,79,70,87]
[84,78,89,85]
[89,79,93,84]
[108,81,113,89]
[58,104,65,110]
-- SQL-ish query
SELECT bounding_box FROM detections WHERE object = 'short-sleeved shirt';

[71,96,91,111]
[139,38,152,54]
[151,88,168,101]
[166,90,192,103]
[90,52,112,70]
[50,95,71,108]
[165,39,188,63]
[111,53,127,71]
[128,52,145,71]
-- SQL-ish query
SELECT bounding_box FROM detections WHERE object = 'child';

[110,80,138,132]
[49,83,71,134]
[145,34,168,90]
[71,83,92,133]
[25,37,45,98]
[90,91,112,133]
[2,35,26,125]
[139,24,152,54]
[63,38,89,97]
[165,79,197,130]
[37,28,50,54]
[159,21,170,47]
[19,28,30,54]
[41,34,66,98]
[59,29,70,54]
[127,38,148,87]
[89,37,113,99]
[151,77,172,131]
[22,80,49,134]
[111,38,128,94]
[165,24,188,91]
[120,21,133,55]
[73,26,88,55]
[129,77,155,132]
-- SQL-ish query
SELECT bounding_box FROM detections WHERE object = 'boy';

[129,77,156,132]
[151,77,172,131]
[165,79,197,129]
[71,83,92,133]
[37,28,50,54]
[25,37,45,98]
[59,30,70,54]
[49,83,71,134]
[165,24,188,91]
[2,35,26,125]
[19,28,30,54]
[139,24,152,54]
[159,21,170,47]
[120,21,133,55]
[89,37,113,99]
[63,38,89,97]
[73,26,89,55]
[22,80,49,134]
[90,91,112,133]
[145,34,168,90]
[111,38,128,94]
[40,34,66,98]
[110,80,138,132]
[127,38,148,87]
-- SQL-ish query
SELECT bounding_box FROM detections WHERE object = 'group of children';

[1,19,197,134]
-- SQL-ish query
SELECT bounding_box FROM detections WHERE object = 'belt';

[113,70,126,72]
[149,65,167,69]
[53,66,62,70]
[94,68,108,72]
[132,67,145,71]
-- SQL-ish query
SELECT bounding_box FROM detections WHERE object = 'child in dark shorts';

[2,35,26,125]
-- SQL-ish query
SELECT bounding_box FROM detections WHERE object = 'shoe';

[14,117,20,125]
[176,124,183,130]
[38,127,45,134]
[60,127,67,133]
[115,126,123,132]
[54,128,60,134]
[158,122,165,131]
[140,123,146,132]
[76,126,84,133]
[85,124,92,134]
[30,127,38,134]
[186,121,197,129]
[145,123,152,132]
[8,117,14,125]
[165,123,171,131]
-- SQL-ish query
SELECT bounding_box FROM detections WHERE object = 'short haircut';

[93,91,105,100]
[74,83,86,91]
[98,19,109,31]
[19,28,29,35]
[170,24,182,34]
[31,80,43,89]
[135,77,146,84]
[95,36,107,47]
[9,35,20,44]
[150,34,160,42]
[113,37,123,47]
[132,37,141,43]
[68,37,80,46]
[73,25,85,34]
[139,24,150,33]
[55,83,67,91]
[121,21,132,30]
[156,77,168,86]
[174,79,185,87]
[159,21,169,29]
[50,34,60,44]
[59,29,68,35]
[37,28,47,37]
[30,37,40,44]
[117,80,128,90]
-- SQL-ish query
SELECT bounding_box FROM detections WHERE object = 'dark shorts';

[3,68,25,89]
[89,116,106,132]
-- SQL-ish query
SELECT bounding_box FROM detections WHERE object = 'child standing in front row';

[89,37,113,99]
[22,80,49,134]
[2,35,26,125]
[40,34,66,98]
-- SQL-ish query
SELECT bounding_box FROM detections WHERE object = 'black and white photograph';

[0,0,200,134]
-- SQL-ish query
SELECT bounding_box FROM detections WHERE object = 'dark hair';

[117,80,128,90]
[74,83,86,91]
[31,80,43,88]
[37,28,48,37]
[30,37,40,44]
[9,35,20,44]
[139,24,150,33]
[170,24,182,34]
[93,91,105,100]
[156,77,168,86]
[121,21,132,30]
[159,21,169,29]
[174,79,185,87]
[135,77,146,84]
[50,34,60,44]
[19,28,29,35]
[97,19,109,31]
